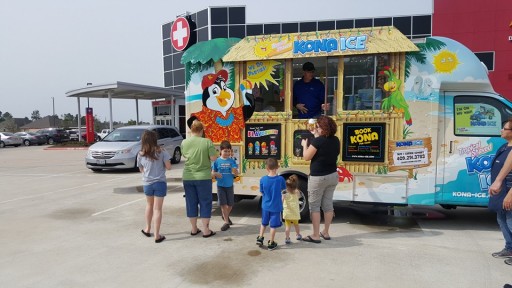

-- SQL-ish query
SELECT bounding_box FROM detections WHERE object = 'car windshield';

[27,132,37,136]
[102,128,145,142]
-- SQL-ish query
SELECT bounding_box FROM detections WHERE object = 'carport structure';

[65,82,184,140]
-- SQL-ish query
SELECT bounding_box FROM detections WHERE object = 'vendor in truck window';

[293,62,328,119]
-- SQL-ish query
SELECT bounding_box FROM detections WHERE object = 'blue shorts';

[183,179,213,218]
[261,210,282,228]
[143,181,167,197]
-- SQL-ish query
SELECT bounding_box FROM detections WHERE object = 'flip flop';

[141,229,151,237]
[190,229,201,236]
[155,236,166,243]
[302,235,321,244]
[320,232,331,240]
[202,231,216,238]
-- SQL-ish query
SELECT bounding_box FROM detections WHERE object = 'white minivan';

[85,125,183,172]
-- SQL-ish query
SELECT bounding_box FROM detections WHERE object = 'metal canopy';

[65,81,184,139]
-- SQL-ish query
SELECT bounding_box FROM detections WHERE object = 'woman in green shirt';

[182,120,218,238]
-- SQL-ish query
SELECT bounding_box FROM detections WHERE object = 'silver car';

[85,125,183,172]
[0,132,23,148]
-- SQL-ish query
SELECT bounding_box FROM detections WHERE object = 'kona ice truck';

[181,26,511,219]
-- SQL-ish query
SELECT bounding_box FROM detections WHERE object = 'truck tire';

[280,172,310,222]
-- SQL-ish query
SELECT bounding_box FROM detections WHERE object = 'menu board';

[342,123,386,162]
[244,124,281,159]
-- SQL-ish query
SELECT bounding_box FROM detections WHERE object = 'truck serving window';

[453,95,511,137]
[244,60,285,113]
[343,54,388,111]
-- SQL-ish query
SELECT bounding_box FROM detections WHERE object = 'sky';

[0,0,432,123]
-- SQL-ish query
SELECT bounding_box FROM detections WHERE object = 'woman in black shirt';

[301,116,340,243]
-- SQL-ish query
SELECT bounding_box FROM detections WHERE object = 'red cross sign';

[171,17,190,51]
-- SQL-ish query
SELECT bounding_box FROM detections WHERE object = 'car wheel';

[24,140,31,146]
[171,148,181,164]
[48,138,54,145]
[91,168,102,172]
[0,141,4,148]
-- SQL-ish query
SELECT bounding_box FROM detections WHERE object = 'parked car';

[35,128,70,144]
[68,130,79,141]
[0,132,23,148]
[98,129,113,140]
[85,125,183,172]
[14,132,47,146]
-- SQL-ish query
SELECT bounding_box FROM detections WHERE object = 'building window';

[162,23,171,40]
[299,22,316,32]
[229,25,246,39]
[374,17,392,27]
[163,39,173,56]
[264,23,280,34]
[475,51,495,71]
[412,15,431,36]
[282,23,299,33]
[318,21,335,31]
[393,16,411,36]
[172,53,184,69]
[174,69,185,86]
[164,72,173,87]
[196,9,208,29]
[336,20,354,29]
[197,27,209,42]
[355,18,373,28]
[228,7,245,24]
[211,25,228,38]
[247,24,263,36]
[163,55,173,72]
[211,7,228,25]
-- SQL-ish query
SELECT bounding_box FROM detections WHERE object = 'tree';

[3,118,18,132]
[3,112,12,120]
[61,113,74,128]
[31,110,41,121]
[126,120,137,125]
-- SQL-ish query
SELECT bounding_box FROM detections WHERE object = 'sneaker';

[267,240,278,250]
[221,223,230,231]
[492,248,512,258]
[256,236,264,246]
[505,258,512,266]
[285,238,291,244]
[296,234,302,241]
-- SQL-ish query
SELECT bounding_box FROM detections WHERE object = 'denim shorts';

[143,181,167,197]
[261,210,282,228]
[217,186,234,206]
[183,179,213,218]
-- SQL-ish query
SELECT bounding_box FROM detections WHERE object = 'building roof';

[21,116,61,130]
[65,81,184,100]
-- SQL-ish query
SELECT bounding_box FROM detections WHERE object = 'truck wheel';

[298,178,310,222]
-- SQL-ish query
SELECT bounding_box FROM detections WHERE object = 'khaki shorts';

[308,172,338,213]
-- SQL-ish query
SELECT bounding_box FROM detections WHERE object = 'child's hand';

[211,171,222,178]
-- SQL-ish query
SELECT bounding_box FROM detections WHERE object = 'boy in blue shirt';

[212,140,238,231]
[256,158,286,250]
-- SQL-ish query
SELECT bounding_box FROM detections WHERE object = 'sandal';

[190,229,201,236]
[302,235,321,244]
[202,231,216,238]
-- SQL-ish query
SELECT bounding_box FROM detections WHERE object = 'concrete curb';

[44,147,89,150]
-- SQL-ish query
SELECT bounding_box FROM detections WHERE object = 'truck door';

[437,92,511,207]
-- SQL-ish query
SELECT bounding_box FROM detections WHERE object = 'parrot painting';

[380,66,412,125]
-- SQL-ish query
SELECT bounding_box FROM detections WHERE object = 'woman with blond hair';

[182,120,218,238]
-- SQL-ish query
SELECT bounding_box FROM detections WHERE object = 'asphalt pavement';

[0,145,511,287]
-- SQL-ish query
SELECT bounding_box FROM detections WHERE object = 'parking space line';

[91,185,183,216]
[92,198,145,216]
[0,177,133,205]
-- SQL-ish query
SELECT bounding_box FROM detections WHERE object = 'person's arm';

[490,150,512,195]
[301,139,317,161]
[504,188,512,210]
[211,161,222,178]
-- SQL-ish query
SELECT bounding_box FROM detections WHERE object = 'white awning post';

[77,97,82,141]
[108,90,113,131]
[135,99,139,124]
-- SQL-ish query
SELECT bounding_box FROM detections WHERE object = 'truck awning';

[223,26,419,62]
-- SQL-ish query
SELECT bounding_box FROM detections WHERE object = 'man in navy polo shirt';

[293,62,327,119]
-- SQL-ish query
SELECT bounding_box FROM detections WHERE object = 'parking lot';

[0,145,511,287]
